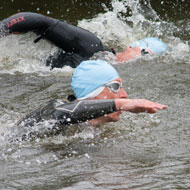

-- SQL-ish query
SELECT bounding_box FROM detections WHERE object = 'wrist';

[115,99,130,111]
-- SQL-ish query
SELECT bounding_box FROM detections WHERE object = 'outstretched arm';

[18,98,167,128]
[1,12,104,56]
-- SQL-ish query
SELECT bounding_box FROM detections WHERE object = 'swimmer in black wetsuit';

[0,12,168,69]
[17,60,167,140]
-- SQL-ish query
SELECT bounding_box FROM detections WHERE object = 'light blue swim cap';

[130,37,167,54]
[71,60,119,99]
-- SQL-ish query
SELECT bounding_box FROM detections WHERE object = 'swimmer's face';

[89,78,128,125]
[117,46,153,63]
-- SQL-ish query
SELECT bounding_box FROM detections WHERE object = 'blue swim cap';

[130,37,167,54]
[71,60,119,99]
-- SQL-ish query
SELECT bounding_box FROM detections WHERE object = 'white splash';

[0,33,74,75]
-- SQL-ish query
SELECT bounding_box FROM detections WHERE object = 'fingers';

[151,102,168,110]
[146,107,157,114]
[143,101,168,113]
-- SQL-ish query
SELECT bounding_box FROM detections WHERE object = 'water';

[0,0,190,189]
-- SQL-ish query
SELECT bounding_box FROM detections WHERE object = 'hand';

[115,99,168,114]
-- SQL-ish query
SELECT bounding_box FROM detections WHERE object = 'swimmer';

[116,37,168,63]
[0,12,167,69]
[17,60,167,138]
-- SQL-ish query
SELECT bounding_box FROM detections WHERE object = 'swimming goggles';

[141,48,150,55]
[104,81,122,93]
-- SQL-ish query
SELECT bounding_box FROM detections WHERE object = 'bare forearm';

[115,99,168,114]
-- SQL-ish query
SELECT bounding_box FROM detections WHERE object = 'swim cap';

[130,37,167,54]
[71,60,119,99]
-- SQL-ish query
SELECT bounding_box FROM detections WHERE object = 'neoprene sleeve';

[1,12,55,34]
[17,99,116,127]
[1,12,104,57]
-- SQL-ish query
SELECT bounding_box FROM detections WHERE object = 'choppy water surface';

[0,0,190,189]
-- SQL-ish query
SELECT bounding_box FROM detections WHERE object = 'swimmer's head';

[130,37,168,54]
[117,37,168,63]
[71,60,119,99]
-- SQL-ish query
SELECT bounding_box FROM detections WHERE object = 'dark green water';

[0,0,190,189]
[0,0,112,24]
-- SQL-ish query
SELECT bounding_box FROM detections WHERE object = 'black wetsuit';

[16,99,116,139]
[18,99,116,127]
[1,12,110,68]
